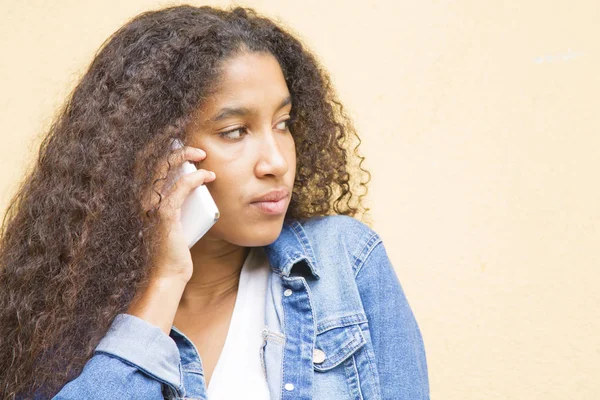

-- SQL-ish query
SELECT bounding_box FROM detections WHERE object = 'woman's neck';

[180,241,250,311]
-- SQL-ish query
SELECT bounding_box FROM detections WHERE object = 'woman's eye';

[219,127,248,140]
[276,119,291,130]
[219,120,290,140]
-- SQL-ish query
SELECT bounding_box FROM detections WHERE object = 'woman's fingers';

[167,146,206,168]
[160,168,216,219]
[144,145,210,212]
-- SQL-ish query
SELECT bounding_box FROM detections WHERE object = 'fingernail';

[210,171,216,178]
[196,148,205,156]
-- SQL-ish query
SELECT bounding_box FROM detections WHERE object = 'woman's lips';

[250,196,288,215]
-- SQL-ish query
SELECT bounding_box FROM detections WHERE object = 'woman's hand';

[143,143,215,283]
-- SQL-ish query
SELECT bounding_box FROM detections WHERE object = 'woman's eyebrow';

[210,95,292,123]
[277,95,292,111]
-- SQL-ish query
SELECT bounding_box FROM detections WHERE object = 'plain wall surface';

[1,1,598,398]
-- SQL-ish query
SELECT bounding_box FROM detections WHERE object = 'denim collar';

[263,219,320,279]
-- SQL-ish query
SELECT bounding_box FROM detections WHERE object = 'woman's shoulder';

[286,215,383,275]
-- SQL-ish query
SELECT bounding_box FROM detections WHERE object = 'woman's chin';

[206,217,284,247]
[242,225,285,247]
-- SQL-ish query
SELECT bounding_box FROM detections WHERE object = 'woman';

[0,5,429,400]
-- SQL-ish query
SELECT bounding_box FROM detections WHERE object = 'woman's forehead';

[212,52,287,97]
[195,52,291,124]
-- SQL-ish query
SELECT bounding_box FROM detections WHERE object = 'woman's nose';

[254,130,289,177]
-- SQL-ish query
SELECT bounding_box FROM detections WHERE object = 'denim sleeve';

[52,314,182,399]
[355,236,430,400]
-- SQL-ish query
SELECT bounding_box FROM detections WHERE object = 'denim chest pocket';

[313,321,367,372]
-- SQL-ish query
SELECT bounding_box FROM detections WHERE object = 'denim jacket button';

[284,383,295,391]
[313,348,326,364]
[283,289,293,296]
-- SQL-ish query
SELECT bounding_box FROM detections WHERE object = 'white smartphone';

[168,138,220,248]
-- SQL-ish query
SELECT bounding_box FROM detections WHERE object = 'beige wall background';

[1,0,598,398]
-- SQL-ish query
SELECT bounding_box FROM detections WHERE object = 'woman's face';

[187,51,296,246]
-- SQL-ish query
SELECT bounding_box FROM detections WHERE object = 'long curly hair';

[0,5,371,399]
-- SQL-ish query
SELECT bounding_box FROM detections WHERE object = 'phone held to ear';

[169,138,220,248]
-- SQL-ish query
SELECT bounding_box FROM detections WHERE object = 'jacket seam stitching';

[316,313,368,334]
[354,233,382,278]
[359,324,380,398]
[352,353,365,400]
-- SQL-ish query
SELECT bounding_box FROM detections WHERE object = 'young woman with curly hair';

[0,5,429,400]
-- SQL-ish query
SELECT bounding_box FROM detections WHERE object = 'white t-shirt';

[206,246,271,399]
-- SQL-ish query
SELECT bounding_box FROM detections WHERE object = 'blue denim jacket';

[52,215,429,399]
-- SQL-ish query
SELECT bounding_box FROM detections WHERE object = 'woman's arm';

[355,237,430,400]
[52,350,168,400]
[51,277,187,399]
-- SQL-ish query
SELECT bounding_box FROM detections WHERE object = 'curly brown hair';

[0,4,371,399]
